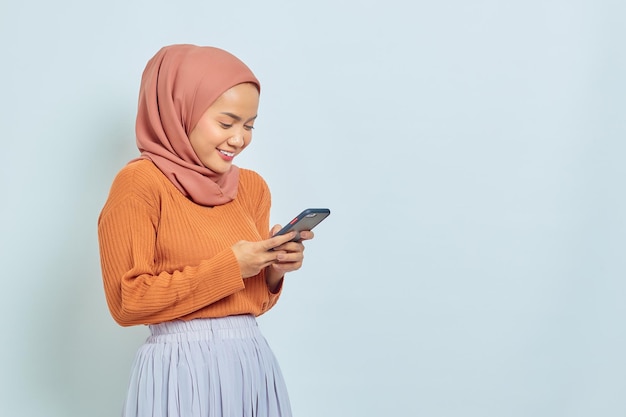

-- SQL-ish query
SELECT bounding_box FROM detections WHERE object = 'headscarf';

[134,44,260,206]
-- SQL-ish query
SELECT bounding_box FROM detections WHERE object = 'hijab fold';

[134,44,260,206]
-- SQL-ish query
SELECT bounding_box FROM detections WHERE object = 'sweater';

[97,159,281,326]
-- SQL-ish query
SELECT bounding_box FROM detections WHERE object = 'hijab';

[134,44,260,206]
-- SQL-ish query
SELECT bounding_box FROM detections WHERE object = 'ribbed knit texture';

[98,159,281,326]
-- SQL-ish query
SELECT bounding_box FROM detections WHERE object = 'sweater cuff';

[194,249,245,300]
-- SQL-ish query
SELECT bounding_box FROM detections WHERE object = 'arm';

[98,174,245,326]
[239,171,315,295]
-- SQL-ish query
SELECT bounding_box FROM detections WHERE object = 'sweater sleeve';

[97,167,245,326]
[239,169,283,313]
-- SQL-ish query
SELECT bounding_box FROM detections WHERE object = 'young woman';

[98,44,312,417]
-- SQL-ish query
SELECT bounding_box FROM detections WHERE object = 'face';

[189,82,260,174]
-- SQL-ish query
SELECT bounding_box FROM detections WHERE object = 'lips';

[218,149,235,161]
[219,149,235,157]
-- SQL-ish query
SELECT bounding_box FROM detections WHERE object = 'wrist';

[265,266,284,294]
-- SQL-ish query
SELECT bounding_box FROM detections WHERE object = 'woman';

[98,44,311,417]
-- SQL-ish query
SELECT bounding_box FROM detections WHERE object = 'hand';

[265,225,315,286]
[231,230,299,279]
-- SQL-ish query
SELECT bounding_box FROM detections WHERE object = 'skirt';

[122,314,292,417]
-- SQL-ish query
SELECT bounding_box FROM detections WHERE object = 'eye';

[244,124,255,131]
[219,122,233,129]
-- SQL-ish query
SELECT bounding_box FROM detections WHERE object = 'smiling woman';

[189,83,259,174]
[97,44,315,417]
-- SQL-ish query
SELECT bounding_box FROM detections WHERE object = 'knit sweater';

[98,159,281,326]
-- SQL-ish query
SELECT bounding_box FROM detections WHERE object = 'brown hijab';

[135,44,260,206]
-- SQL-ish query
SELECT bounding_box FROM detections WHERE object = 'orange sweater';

[98,159,281,326]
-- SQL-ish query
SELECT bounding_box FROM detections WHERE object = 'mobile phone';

[275,208,331,242]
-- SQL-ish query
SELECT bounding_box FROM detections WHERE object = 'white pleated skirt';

[122,314,292,417]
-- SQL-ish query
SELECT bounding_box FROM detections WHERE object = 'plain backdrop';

[1,1,625,416]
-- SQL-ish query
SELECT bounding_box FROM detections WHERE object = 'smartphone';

[275,208,331,242]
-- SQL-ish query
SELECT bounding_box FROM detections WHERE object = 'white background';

[1,1,625,416]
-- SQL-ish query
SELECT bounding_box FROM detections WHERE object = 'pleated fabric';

[122,315,292,417]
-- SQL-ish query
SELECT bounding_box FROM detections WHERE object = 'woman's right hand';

[231,231,297,278]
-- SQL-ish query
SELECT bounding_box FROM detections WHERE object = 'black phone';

[274,208,331,242]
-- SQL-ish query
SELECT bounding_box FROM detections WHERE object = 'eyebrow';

[220,112,257,123]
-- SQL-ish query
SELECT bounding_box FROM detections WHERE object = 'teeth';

[219,150,234,157]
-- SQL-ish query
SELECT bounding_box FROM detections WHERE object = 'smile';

[219,149,235,157]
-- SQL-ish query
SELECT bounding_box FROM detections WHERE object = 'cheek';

[243,134,253,149]
[190,126,216,155]
[195,124,222,145]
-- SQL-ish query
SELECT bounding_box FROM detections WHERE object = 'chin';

[204,163,232,175]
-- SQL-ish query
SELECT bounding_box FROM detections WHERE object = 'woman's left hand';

[265,224,314,290]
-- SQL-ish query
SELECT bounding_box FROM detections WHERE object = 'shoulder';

[104,159,166,209]
[237,168,271,207]
[239,168,268,190]
[113,158,162,185]
[112,159,167,189]
[99,160,165,230]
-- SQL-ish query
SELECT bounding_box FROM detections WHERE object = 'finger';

[272,259,303,273]
[270,224,282,236]
[264,231,297,251]
[275,248,304,262]
[297,230,315,241]
[275,241,305,254]
[249,253,283,276]
[270,242,300,257]
[260,248,286,264]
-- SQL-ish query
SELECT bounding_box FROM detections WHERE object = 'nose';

[227,134,244,148]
